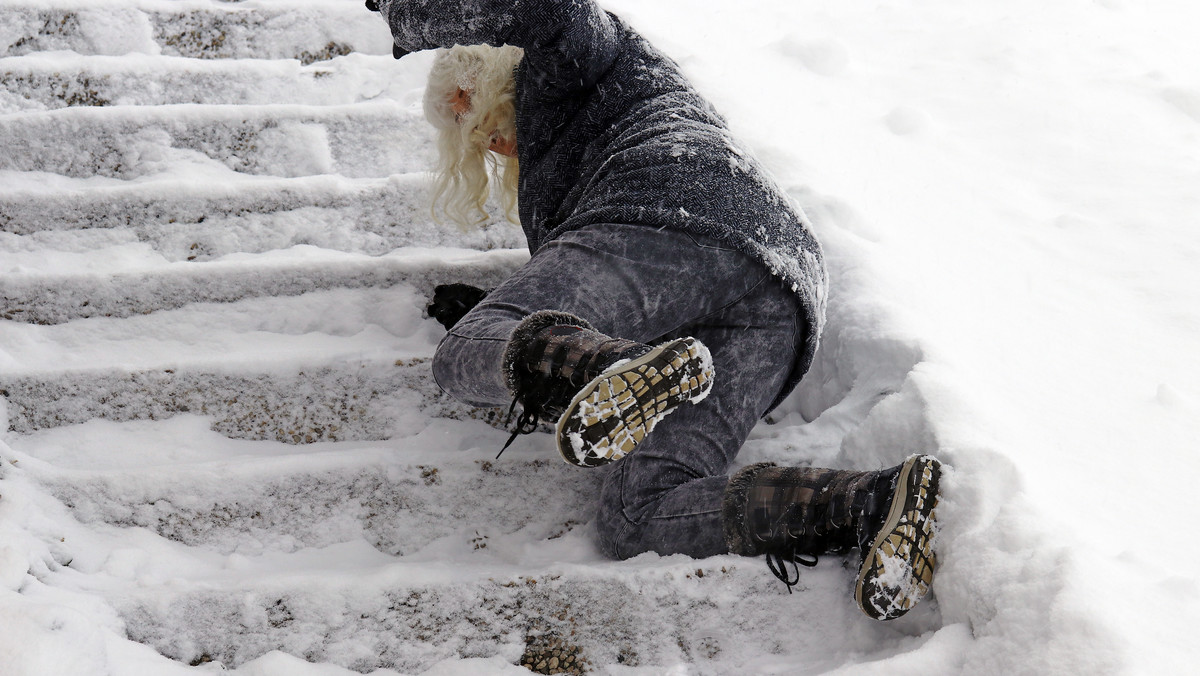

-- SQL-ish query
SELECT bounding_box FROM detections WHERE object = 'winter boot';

[502,310,714,467]
[723,454,942,621]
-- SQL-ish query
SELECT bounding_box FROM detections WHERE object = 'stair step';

[0,102,431,179]
[0,176,523,258]
[0,0,392,60]
[0,51,429,113]
[0,357,477,441]
[0,280,517,436]
[0,173,523,253]
[0,216,522,265]
[106,560,832,673]
[14,420,595,556]
[0,245,527,324]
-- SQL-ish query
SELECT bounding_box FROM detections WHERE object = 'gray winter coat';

[375,0,828,401]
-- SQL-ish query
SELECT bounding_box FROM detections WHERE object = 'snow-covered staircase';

[1,1,945,673]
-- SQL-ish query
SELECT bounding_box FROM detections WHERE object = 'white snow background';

[2,0,1198,674]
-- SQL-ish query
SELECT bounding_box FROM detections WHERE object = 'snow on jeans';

[432,222,803,559]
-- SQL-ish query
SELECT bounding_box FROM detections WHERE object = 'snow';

[3,0,1199,674]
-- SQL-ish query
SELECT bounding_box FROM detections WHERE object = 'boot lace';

[761,480,866,593]
[496,332,640,458]
[495,351,599,458]
[497,396,542,459]
[765,548,819,592]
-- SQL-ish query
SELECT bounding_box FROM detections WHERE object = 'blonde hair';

[423,44,524,227]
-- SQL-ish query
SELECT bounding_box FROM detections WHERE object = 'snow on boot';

[723,454,942,621]
[502,310,714,467]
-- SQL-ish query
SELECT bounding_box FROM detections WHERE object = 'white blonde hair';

[423,44,524,227]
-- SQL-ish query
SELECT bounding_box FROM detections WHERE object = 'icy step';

[0,245,527,324]
[0,282,514,437]
[12,419,595,557]
[0,52,428,113]
[0,177,524,259]
[105,559,872,673]
[0,0,392,60]
[0,341,504,446]
[0,217,523,266]
[0,356,485,441]
[102,552,926,674]
[0,101,432,179]
[0,282,440,374]
[0,172,523,252]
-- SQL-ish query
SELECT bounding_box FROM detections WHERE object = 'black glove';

[427,284,489,330]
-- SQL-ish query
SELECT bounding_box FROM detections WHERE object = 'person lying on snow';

[367,0,941,621]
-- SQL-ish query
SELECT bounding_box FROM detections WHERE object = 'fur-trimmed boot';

[502,310,715,467]
[723,454,942,621]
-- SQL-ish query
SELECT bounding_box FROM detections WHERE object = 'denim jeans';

[432,222,803,559]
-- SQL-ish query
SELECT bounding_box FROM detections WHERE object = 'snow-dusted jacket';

[375,0,827,402]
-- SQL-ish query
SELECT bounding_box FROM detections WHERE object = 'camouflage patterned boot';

[723,454,942,621]
[502,310,714,467]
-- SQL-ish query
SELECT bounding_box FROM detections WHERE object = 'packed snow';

[2,0,1198,674]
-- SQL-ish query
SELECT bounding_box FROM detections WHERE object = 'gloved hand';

[427,284,489,330]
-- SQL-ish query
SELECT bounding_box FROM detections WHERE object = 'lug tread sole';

[854,454,941,621]
[555,338,713,468]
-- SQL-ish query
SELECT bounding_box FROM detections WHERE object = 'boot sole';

[854,454,942,621]
[555,337,714,468]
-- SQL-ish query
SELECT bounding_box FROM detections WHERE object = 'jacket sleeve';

[376,0,621,96]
